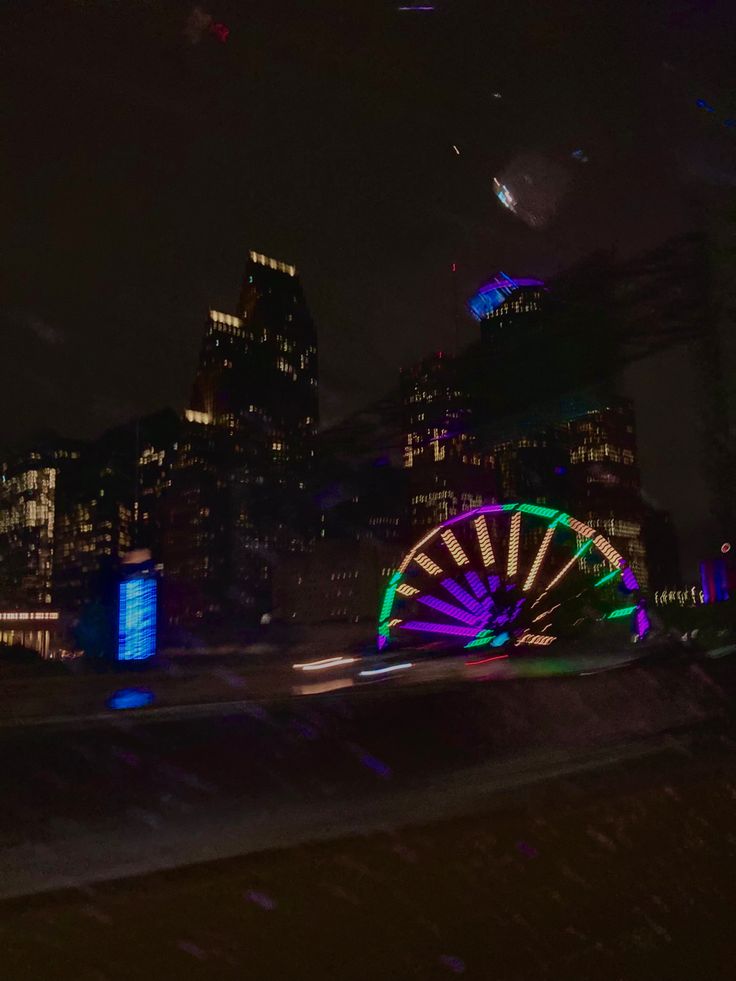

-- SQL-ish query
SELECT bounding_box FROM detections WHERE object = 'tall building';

[468,272,547,342]
[565,398,649,589]
[53,411,177,612]
[400,351,495,531]
[167,250,320,623]
[0,437,82,608]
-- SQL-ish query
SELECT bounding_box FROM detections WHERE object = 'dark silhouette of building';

[164,251,319,625]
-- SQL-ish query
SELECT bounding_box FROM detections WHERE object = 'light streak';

[523,526,554,592]
[474,515,495,567]
[359,663,413,677]
[517,633,556,646]
[594,568,620,588]
[506,510,521,579]
[545,538,593,592]
[466,653,509,665]
[532,603,560,623]
[293,656,356,671]
[414,552,443,576]
[440,528,470,566]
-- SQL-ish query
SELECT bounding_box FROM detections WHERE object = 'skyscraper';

[400,351,495,531]
[167,251,319,623]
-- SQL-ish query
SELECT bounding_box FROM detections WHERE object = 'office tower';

[54,411,177,611]
[565,398,649,589]
[400,351,495,531]
[171,250,319,623]
[0,437,82,608]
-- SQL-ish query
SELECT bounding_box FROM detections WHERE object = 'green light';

[574,539,594,560]
[551,513,570,528]
[594,569,620,588]
[519,503,558,519]
[378,571,402,624]
[606,605,637,620]
[465,629,494,649]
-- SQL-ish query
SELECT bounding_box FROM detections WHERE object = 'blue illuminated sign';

[117,575,157,661]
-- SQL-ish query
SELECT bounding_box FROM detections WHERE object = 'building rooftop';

[467,272,546,321]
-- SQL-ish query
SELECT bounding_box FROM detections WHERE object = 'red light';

[465,653,509,666]
[210,22,229,42]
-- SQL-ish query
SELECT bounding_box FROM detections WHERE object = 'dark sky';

[3,0,735,573]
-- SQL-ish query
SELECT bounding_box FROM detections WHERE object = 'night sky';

[3,0,735,573]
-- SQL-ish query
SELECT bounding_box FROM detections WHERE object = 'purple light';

[418,595,478,625]
[467,273,546,322]
[619,562,639,591]
[465,570,488,599]
[441,577,484,613]
[401,621,480,638]
[636,606,650,637]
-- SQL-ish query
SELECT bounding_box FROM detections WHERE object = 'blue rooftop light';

[467,272,546,322]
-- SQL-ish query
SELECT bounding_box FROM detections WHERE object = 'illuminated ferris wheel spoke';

[440,528,470,566]
[523,525,555,592]
[396,583,420,597]
[441,577,484,613]
[545,538,594,592]
[377,504,648,653]
[506,511,521,580]
[418,594,479,625]
[474,514,496,568]
[414,552,444,576]
[464,570,488,599]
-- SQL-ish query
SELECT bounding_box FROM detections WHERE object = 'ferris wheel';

[377,503,649,653]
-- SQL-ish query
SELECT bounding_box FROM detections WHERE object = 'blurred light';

[359,663,413,676]
[107,688,155,711]
[293,656,355,671]
[465,653,509,665]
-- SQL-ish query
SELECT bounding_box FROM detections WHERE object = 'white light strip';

[396,584,419,597]
[359,662,413,677]
[414,552,443,576]
[0,612,60,621]
[523,526,554,592]
[507,511,521,579]
[293,656,355,671]
[474,515,495,568]
[440,529,470,567]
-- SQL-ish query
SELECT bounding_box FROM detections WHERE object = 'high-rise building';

[53,411,177,612]
[400,351,495,531]
[168,250,320,623]
[0,438,82,608]
[565,398,649,589]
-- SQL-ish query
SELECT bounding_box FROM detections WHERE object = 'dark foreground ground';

[3,724,736,981]
[3,649,736,980]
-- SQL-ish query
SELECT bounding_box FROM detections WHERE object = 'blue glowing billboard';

[117,575,157,661]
